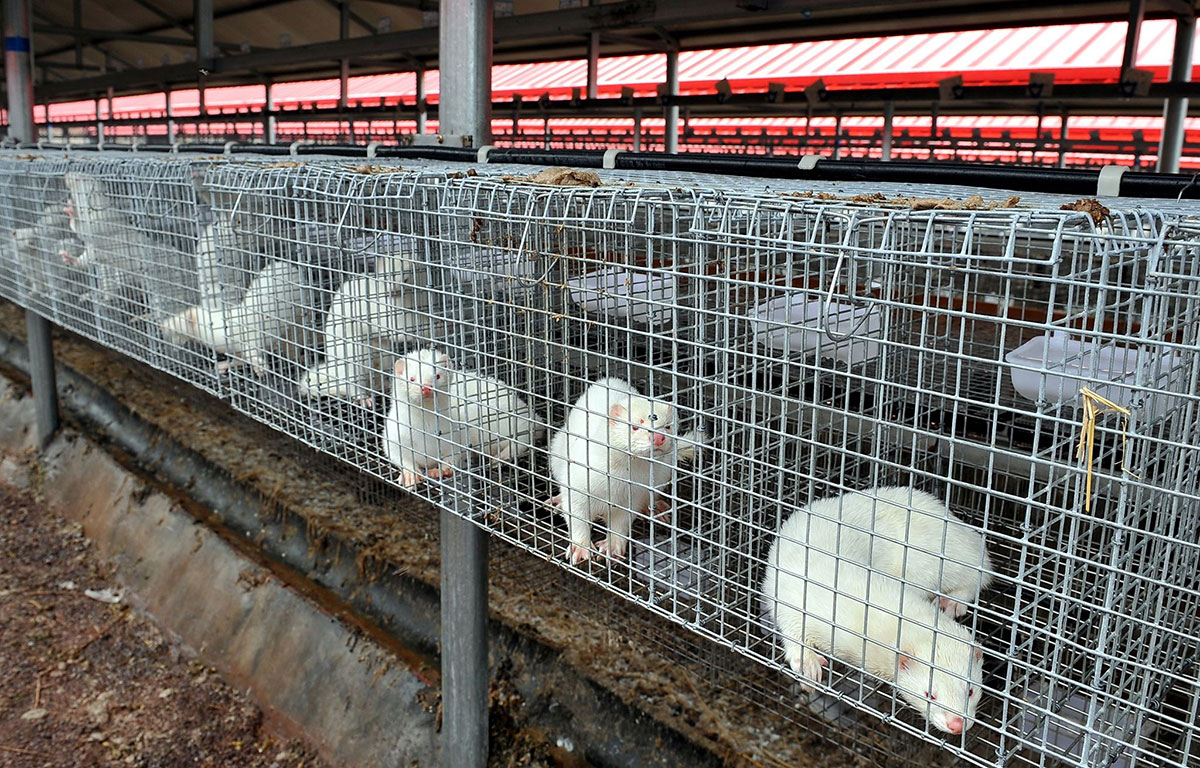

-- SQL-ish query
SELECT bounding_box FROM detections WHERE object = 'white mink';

[548,377,701,565]
[383,348,459,488]
[451,371,537,463]
[160,260,308,375]
[762,500,985,735]
[65,172,198,319]
[806,487,993,617]
[298,254,425,405]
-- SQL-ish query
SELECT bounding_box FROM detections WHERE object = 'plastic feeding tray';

[567,268,676,326]
[1006,332,1184,420]
[444,247,545,289]
[748,295,882,365]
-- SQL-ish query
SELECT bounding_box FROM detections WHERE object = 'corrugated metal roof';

[39,18,1200,161]
[45,19,1197,122]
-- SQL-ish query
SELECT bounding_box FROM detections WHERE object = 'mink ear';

[394,359,406,376]
[973,648,983,662]
[436,352,449,367]
[609,404,626,423]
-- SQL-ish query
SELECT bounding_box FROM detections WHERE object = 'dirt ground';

[0,481,331,768]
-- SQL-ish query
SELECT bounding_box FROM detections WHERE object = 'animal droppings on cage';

[1060,198,1111,225]
[501,167,604,187]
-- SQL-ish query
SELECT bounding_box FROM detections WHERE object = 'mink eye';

[968,688,974,697]
[632,425,639,431]
[924,691,937,701]
[436,374,441,380]
[410,377,416,382]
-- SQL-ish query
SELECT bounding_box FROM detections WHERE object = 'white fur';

[451,372,537,462]
[762,497,985,735]
[548,377,700,564]
[802,487,993,617]
[299,255,425,403]
[383,348,459,488]
[160,260,307,374]
[66,172,198,319]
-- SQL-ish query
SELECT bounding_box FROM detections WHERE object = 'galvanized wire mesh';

[0,149,1196,768]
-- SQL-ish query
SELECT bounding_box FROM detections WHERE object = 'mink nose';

[652,433,666,447]
[421,386,432,396]
[945,716,964,734]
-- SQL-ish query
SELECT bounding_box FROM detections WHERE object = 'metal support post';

[195,0,214,66]
[339,1,350,112]
[881,100,894,161]
[264,80,277,144]
[439,0,493,146]
[1158,14,1194,173]
[586,31,599,100]
[0,18,30,134]
[1056,110,1070,168]
[1122,0,1146,75]
[832,110,843,160]
[165,86,178,143]
[415,68,427,134]
[6,0,58,447]
[632,107,642,151]
[664,47,679,154]
[25,312,58,448]
[437,0,492,763]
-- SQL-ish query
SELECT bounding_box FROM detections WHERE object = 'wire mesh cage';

[0,150,1196,768]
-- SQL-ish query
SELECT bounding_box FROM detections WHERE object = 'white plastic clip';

[477,144,495,163]
[1096,165,1128,198]
[365,141,380,159]
[222,141,237,155]
[289,141,310,156]
[602,149,623,169]
[798,155,821,170]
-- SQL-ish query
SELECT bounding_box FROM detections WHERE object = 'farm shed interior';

[2,1,1200,767]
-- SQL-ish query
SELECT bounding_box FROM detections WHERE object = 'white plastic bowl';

[567,268,675,325]
[749,295,882,365]
[1006,332,1183,420]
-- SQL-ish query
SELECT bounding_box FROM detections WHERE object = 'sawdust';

[502,168,604,187]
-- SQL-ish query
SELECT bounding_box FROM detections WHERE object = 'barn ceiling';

[19,0,1200,102]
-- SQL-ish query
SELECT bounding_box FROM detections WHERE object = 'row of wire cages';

[0,149,1198,768]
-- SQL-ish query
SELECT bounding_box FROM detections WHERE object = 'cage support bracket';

[602,148,623,169]
[1097,165,1128,197]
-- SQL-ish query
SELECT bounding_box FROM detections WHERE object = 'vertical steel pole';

[632,107,642,151]
[166,86,179,144]
[416,68,428,134]
[264,80,277,144]
[4,0,35,144]
[881,100,894,161]
[6,0,58,448]
[586,32,599,100]
[664,47,679,154]
[1158,15,1194,173]
[1056,110,1070,168]
[439,0,492,145]
[437,0,492,764]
